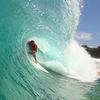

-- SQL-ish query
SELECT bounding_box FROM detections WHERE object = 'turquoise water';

[0,0,100,100]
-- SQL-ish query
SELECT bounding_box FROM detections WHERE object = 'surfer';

[28,40,38,63]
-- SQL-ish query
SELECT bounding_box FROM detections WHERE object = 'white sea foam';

[63,40,98,82]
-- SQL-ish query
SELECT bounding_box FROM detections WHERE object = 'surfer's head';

[28,40,35,46]
[31,40,35,44]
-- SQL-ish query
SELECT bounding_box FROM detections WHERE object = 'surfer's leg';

[33,53,37,63]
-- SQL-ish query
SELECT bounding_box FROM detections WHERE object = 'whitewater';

[0,0,100,100]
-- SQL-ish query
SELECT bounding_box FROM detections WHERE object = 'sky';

[75,0,100,47]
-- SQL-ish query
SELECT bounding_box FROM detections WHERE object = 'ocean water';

[0,0,100,100]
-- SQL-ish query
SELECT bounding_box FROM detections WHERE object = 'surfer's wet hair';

[31,40,34,43]
[28,40,35,46]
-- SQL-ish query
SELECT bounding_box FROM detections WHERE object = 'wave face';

[0,0,98,100]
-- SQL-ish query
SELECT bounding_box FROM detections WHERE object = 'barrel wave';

[0,0,99,100]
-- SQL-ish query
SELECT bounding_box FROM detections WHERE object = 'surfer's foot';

[34,60,37,64]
